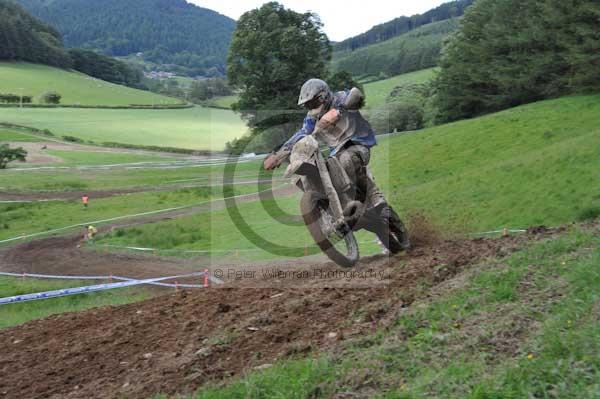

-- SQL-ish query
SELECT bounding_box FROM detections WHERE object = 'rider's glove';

[263,153,282,170]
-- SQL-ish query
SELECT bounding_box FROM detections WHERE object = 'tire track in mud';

[0,227,565,399]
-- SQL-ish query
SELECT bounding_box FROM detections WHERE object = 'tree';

[433,0,600,123]
[226,2,331,154]
[40,91,62,104]
[370,102,424,134]
[328,70,363,93]
[0,0,71,68]
[0,144,27,169]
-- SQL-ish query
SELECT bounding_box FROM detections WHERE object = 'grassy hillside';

[363,68,437,109]
[370,94,600,231]
[0,62,182,106]
[14,0,235,76]
[96,94,600,259]
[332,19,459,77]
[0,106,246,151]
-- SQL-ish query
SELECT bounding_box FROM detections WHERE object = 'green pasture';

[0,158,269,191]
[43,150,177,167]
[0,128,43,142]
[98,191,383,260]
[0,276,151,329]
[0,106,246,151]
[205,95,239,109]
[369,94,600,232]
[0,184,255,242]
[0,62,181,106]
[363,68,437,109]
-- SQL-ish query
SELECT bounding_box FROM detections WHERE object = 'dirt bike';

[280,135,410,267]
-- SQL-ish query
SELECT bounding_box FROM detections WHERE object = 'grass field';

[0,157,268,191]
[0,184,255,242]
[43,150,176,167]
[363,68,437,109]
[0,62,182,106]
[0,106,247,151]
[369,94,600,231]
[97,192,384,260]
[205,95,239,109]
[186,226,600,398]
[96,94,600,258]
[0,276,151,328]
[0,127,43,142]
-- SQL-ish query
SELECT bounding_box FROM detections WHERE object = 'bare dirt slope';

[0,228,562,399]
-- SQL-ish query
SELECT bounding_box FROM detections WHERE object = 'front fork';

[315,152,352,235]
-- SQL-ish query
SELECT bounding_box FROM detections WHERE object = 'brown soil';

[0,227,562,399]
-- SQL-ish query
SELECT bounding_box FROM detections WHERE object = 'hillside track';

[0,226,569,399]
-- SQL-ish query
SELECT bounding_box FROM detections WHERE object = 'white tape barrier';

[0,183,290,246]
[95,244,264,254]
[472,228,527,236]
[8,154,267,172]
[0,271,217,306]
[0,271,223,287]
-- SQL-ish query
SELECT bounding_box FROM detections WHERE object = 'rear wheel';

[375,205,410,254]
[300,191,359,267]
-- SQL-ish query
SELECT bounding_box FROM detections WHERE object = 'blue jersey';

[282,90,376,156]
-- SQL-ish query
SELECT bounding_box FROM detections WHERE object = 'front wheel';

[300,191,359,267]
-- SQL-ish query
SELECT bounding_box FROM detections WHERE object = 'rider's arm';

[281,115,317,152]
[263,115,317,170]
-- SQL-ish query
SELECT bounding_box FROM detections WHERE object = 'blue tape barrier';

[0,271,212,306]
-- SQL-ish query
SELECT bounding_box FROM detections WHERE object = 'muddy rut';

[0,228,562,399]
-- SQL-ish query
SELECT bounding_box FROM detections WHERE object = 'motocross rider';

[264,78,387,210]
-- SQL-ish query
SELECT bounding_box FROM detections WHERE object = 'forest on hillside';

[0,0,70,68]
[334,0,473,52]
[434,0,600,122]
[15,0,235,76]
[332,19,459,78]
[0,0,146,88]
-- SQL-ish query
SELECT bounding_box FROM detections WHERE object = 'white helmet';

[297,78,332,108]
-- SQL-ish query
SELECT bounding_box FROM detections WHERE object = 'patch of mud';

[0,227,566,399]
[406,210,444,247]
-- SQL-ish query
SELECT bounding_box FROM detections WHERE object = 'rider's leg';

[365,168,387,209]
[335,144,370,202]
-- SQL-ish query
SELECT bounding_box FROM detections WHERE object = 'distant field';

[0,106,247,151]
[44,150,176,166]
[0,128,42,142]
[0,62,182,106]
[363,68,437,109]
[206,95,238,109]
[0,158,268,191]
[0,184,255,241]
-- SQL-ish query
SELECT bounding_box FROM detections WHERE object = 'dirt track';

[0,227,562,399]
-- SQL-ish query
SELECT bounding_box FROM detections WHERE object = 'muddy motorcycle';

[281,135,410,267]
